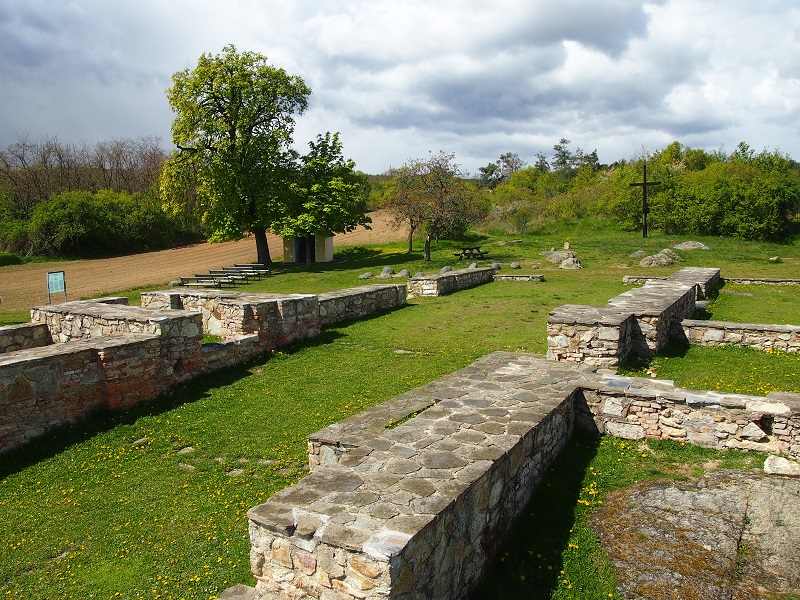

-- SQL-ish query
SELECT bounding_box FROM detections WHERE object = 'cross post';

[630,164,661,238]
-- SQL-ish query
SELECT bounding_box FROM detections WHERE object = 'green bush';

[0,251,22,266]
[25,189,202,257]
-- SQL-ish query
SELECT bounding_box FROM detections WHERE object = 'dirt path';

[0,210,407,312]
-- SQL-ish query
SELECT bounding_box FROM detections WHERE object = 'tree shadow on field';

[472,430,601,600]
[0,330,345,480]
[283,245,425,272]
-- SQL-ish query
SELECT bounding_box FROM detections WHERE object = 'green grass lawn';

[1,220,799,599]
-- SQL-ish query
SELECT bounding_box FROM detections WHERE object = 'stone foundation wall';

[582,375,800,457]
[0,334,170,450]
[30,297,200,343]
[0,323,51,354]
[682,319,800,353]
[407,267,495,298]
[546,306,633,368]
[548,268,719,368]
[229,352,800,599]
[246,353,587,600]
[141,290,320,350]
[2,286,409,454]
[317,284,407,326]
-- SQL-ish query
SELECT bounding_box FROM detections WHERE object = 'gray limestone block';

[559,258,582,269]
[439,266,452,274]
[358,272,373,279]
[639,253,674,267]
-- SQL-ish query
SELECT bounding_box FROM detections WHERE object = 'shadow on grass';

[0,329,346,480]
[472,430,601,600]
[618,340,691,375]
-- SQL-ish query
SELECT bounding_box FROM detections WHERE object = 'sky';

[1,0,799,175]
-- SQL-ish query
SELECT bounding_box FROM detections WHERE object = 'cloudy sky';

[1,1,799,174]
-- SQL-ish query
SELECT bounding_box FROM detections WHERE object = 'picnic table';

[453,246,489,260]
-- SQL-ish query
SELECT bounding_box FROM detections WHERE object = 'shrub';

[0,251,22,266]
[26,189,203,257]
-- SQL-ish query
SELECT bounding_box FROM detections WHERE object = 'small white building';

[282,234,334,264]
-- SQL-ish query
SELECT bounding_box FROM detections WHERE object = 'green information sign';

[47,271,67,303]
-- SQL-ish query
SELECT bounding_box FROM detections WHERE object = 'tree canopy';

[161,45,369,264]
[272,132,371,263]
[387,151,487,259]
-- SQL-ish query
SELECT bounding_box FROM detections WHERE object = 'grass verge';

[1,220,798,598]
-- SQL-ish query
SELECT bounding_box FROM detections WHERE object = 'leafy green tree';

[272,133,370,264]
[388,152,487,260]
[477,152,526,189]
[161,44,311,264]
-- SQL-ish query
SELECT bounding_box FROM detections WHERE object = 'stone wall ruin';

[0,285,407,454]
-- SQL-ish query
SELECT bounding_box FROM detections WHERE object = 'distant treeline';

[0,136,203,257]
[368,140,800,241]
[3,135,799,259]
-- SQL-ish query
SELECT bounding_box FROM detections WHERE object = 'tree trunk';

[423,233,431,261]
[407,225,415,253]
[254,229,272,265]
[305,236,313,265]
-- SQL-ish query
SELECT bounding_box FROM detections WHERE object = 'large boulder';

[673,241,709,250]
[639,253,674,267]
[540,250,577,264]
[559,257,582,269]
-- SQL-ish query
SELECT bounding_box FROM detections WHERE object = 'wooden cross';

[630,164,661,238]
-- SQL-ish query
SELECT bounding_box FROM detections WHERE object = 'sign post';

[46,271,67,304]
[630,164,661,238]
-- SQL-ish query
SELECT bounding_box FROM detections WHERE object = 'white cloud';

[1,0,799,173]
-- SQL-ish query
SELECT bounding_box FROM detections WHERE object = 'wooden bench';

[180,276,234,289]
[180,276,221,288]
[206,270,250,283]
[222,266,264,280]
[233,263,271,276]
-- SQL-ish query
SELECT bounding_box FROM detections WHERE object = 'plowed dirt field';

[0,210,406,311]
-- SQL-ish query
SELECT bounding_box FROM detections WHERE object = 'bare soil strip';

[0,210,406,311]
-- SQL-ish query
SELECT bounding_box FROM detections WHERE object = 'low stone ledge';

[682,319,800,352]
[0,322,51,354]
[724,277,800,286]
[493,274,545,282]
[407,267,495,298]
[246,353,596,600]
[318,284,407,326]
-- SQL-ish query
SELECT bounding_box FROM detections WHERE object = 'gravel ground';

[0,210,406,311]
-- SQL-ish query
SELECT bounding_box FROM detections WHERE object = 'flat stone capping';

[682,319,800,353]
[231,352,800,599]
[246,352,596,600]
[621,267,721,299]
[493,274,544,282]
[0,322,51,354]
[549,268,720,367]
[407,267,495,297]
[723,277,800,285]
